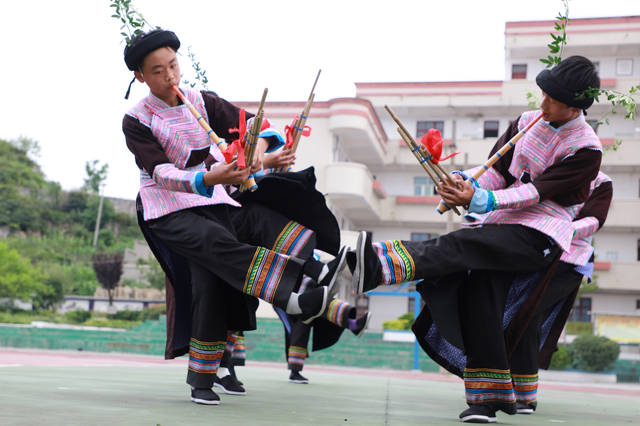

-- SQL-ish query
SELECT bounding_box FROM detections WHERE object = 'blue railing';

[366,281,422,370]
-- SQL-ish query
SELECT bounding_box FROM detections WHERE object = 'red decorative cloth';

[225,109,247,168]
[284,115,312,149]
[420,128,459,164]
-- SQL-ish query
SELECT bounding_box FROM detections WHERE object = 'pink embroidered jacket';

[125,88,283,220]
[466,110,602,251]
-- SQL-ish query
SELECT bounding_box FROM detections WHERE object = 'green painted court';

[1,349,639,425]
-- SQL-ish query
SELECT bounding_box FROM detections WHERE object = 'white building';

[238,16,640,334]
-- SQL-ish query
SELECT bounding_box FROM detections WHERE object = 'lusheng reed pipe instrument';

[239,88,269,192]
[435,111,545,214]
[279,70,321,172]
[170,85,228,152]
[384,105,461,215]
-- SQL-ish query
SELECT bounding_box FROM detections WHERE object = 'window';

[413,177,435,196]
[410,232,433,242]
[637,239,640,261]
[616,58,633,76]
[569,297,592,322]
[408,297,415,315]
[592,61,600,73]
[332,134,349,162]
[511,64,527,79]
[636,299,640,310]
[417,120,444,138]
[483,120,499,138]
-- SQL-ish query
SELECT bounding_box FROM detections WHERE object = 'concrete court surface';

[0,349,638,426]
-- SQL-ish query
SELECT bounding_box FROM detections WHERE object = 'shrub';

[108,309,141,321]
[140,305,166,321]
[549,345,573,370]
[398,312,415,322]
[65,309,91,324]
[572,335,620,372]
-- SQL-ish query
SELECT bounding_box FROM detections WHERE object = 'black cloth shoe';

[289,370,309,384]
[459,405,497,423]
[318,246,347,289]
[350,312,372,337]
[300,286,328,325]
[190,387,220,405]
[213,374,246,395]
[516,402,537,414]
[353,231,382,293]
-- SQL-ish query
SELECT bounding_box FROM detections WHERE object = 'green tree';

[83,160,109,195]
[139,257,166,290]
[572,335,620,372]
[0,241,44,301]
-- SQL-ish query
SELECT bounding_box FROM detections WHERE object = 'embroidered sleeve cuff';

[573,216,599,239]
[468,187,494,214]
[194,172,214,198]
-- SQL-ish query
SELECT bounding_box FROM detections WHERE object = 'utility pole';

[92,184,105,248]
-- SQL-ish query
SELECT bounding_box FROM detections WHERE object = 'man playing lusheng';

[350,56,602,422]
[122,29,351,405]
[412,171,612,421]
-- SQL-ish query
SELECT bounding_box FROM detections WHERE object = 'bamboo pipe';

[435,111,544,214]
[279,70,321,172]
[385,105,453,184]
[239,88,269,192]
[170,86,227,151]
[396,127,461,215]
[397,128,440,185]
[385,105,461,215]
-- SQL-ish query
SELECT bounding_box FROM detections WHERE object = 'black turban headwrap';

[536,55,600,111]
[123,29,180,98]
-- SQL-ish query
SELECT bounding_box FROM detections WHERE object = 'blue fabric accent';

[468,187,490,214]
[274,306,292,334]
[486,191,495,212]
[503,271,544,329]
[574,262,594,281]
[259,130,285,152]
[194,172,214,197]
[425,323,466,372]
